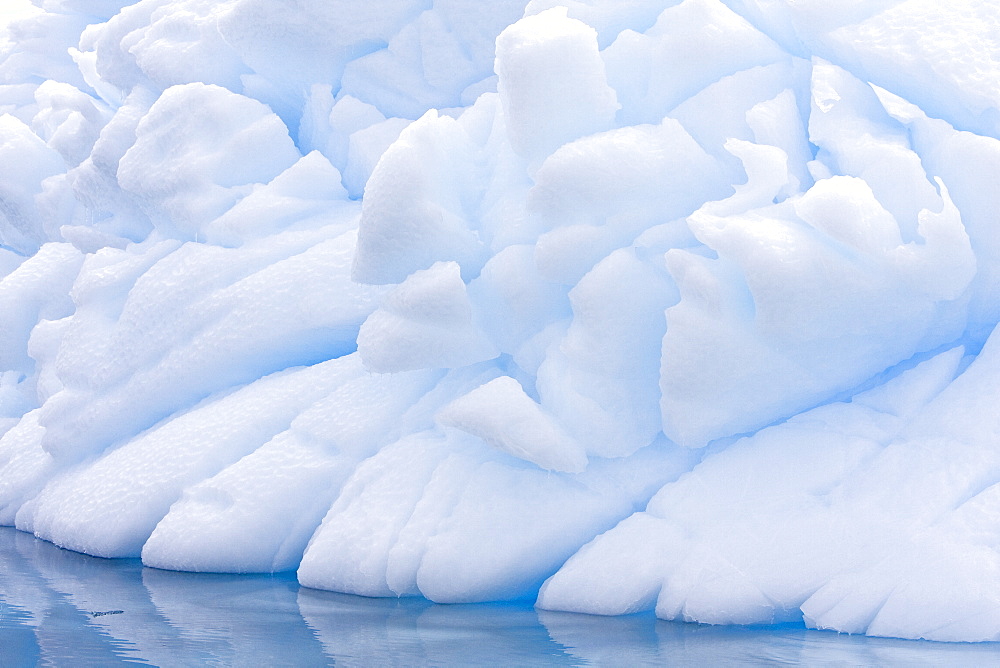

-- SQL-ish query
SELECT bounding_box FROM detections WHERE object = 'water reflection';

[540,611,1000,666]
[1,526,998,666]
[298,590,575,666]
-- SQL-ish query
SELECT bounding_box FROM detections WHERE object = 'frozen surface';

[2,0,1000,644]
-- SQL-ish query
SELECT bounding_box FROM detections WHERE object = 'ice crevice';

[2,0,1000,644]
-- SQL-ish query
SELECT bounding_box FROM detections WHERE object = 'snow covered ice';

[1,0,1000,643]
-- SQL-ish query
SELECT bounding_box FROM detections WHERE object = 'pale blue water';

[1,526,998,666]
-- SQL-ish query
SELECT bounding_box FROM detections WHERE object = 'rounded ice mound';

[437,375,587,473]
[357,260,498,372]
[494,7,618,166]
[117,82,300,240]
[3,0,1000,646]
[660,167,974,447]
[0,115,67,255]
[351,111,488,285]
[538,339,1000,643]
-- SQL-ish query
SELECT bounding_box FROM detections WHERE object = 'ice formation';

[1,0,1000,644]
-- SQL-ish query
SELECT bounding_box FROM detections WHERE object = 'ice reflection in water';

[298,590,576,666]
[2,526,999,666]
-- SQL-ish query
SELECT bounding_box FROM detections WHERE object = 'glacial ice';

[2,0,1000,643]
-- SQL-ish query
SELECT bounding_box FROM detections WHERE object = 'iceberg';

[1,0,999,643]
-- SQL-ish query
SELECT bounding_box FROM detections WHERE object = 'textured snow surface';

[2,0,1000,643]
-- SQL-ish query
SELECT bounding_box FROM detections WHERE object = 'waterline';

[0,527,995,666]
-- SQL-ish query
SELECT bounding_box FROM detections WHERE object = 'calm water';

[1,526,998,666]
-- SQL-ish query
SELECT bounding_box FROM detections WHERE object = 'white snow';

[437,375,588,473]
[1,0,1000,644]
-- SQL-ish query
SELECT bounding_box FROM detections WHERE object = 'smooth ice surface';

[3,0,1000,645]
